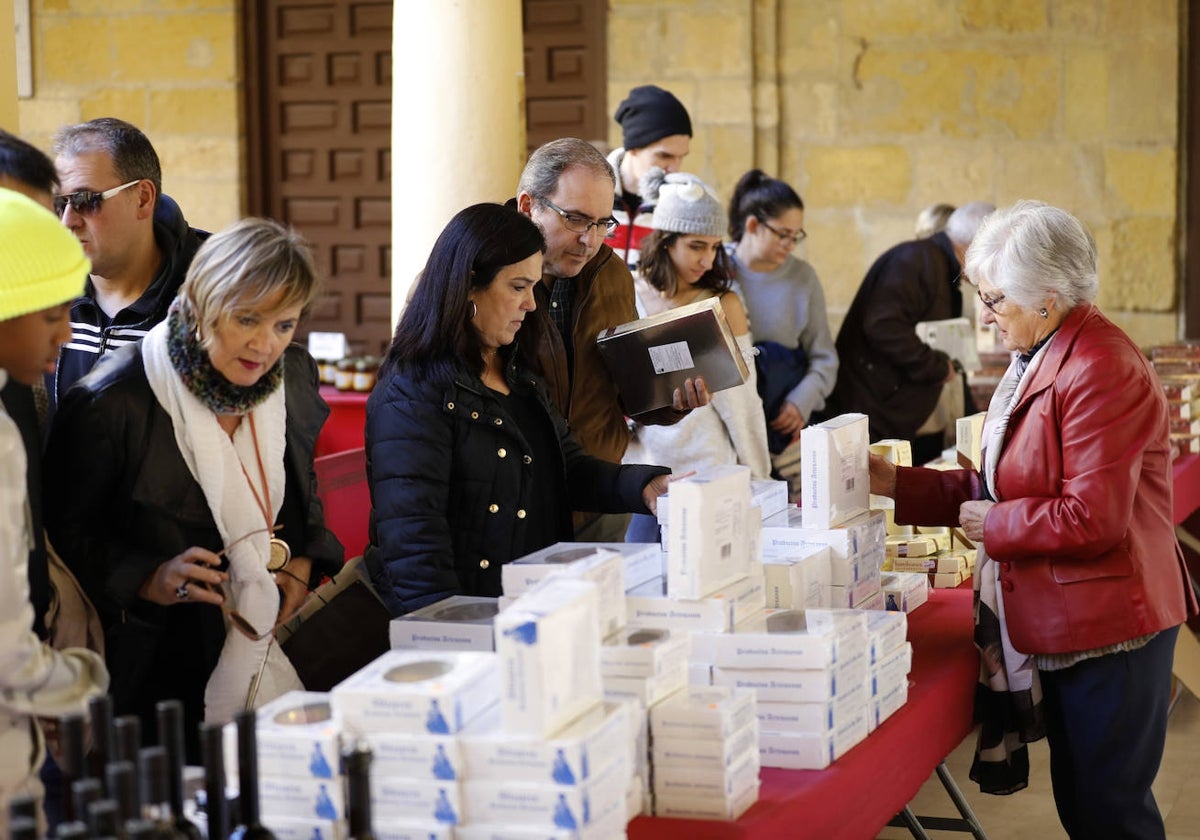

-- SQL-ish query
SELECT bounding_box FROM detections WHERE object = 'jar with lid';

[335,358,357,391]
[353,357,377,393]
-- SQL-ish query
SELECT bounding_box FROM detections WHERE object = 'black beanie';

[614,85,693,150]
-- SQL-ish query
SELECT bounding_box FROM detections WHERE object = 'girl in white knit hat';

[0,188,109,837]
[623,171,770,542]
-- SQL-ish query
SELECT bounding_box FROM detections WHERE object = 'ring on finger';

[175,582,190,600]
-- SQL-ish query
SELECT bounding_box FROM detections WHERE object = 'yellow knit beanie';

[0,188,89,321]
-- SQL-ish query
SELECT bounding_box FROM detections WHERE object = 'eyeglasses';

[978,289,1006,314]
[537,196,618,237]
[53,179,141,217]
[760,219,807,247]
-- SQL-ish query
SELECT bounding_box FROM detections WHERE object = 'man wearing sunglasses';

[826,201,994,465]
[514,138,708,542]
[49,118,208,406]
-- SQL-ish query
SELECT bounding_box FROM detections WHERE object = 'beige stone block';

[960,0,1047,33]
[16,98,80,143]
[841,0,956,39]
[1106,41,1177,143]
[146,87,238,136]
[1050,0,1101,33]
[1103,309,1178,349]
[911,143,996,208]
[1103,217,1176,311]
[804,210,868,310]
[780,3,843,78]
[143,0,234,10]
[67,0,149,12]
[40,17,113,87]
[841,48,960,137]
[971,52,1059,141]
[167,179,241,231]
[1104,0,1176,34]
[111,14,236,82]
[662,9,750,77]
[996,144,1102,210]
[782,81,838,141]
[697,78,755,126]
[1063,46,1108,140]
[40,0,71,11]
[154,135,240,178]
[607,15,663,83]
[805,145,912,206]
[1105,146,1176,216]
[80,89,148,125]
[700,124,755,199]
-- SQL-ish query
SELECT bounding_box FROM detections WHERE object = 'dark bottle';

[200,723,230,840]
[9,816,37,840]
[154,702,201,840]
[71,779,102,831]
[8,795,37,825]
[55,822,89,840]
[88,695,116,787]
[87,800,120,840]
[106,761,139,829]
[343,744,375,840]
[60,713,89,822]
[231,710,274,840]
[114,716,141,766]
[138,747,187,840]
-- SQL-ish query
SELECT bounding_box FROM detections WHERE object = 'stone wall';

[16,0,241,232]
[607,0,1181,345]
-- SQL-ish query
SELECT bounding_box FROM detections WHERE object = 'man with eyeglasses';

[49,118,208,405]
[826,201,994,464]
[515,138,708,542]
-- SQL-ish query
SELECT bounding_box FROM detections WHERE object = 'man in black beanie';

[606,85,693,268]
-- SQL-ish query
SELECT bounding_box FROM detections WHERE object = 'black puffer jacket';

[364,357,668,616]
[44,343,342,761]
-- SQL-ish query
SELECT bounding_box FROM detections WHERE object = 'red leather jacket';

[895,304,1196,654]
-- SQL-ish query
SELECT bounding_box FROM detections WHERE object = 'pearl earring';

[1039,308,1048,319]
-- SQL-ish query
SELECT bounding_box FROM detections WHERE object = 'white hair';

[964,200,1098,310]
[944,201,996,247]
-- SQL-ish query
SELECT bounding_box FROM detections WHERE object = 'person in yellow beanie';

[0,188,109,837]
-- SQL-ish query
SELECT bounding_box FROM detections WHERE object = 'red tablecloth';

[628,587,979,840]
[317,386,368,457]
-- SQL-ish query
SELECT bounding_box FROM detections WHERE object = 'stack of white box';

[388,595,500,652]
[808,608,912,732]
[760,506,886,610]
[330,650,500,835]
[649,687,760,820]
[500,546,629,638]
[222,691,356,840]
[691,608,870,771]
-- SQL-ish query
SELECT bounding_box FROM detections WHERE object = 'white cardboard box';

[501,546,626,637]
[370,776,462,824]
[711,643,867,702]
[602,662,687,708]
[331,651,498,736]
[652,719,760,770]
[755,692,867,735]
[666,465,753,598]
[494,578,603,738]
[757,702,871,770]
[356,729,461,781]
[459,701,632,786]
[654,780,759,821]
[625,573,763,633]
[223,691,340,783]
[751,480,790,520]
[761,509,886,587]
[258,775,346,821]
[870,641,914,697]
[800,413,870,529]
[649,686,757,741]
[761,545,832,609]
[863,609,909,665]
[872,678,910,729]
[389,595,498,652]
[881,571,930,613]
[652,746,760,799]
[263,817,347,840]
[600,625,691,679]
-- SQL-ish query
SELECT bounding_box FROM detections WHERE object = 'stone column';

[0,0,19,130]
[390,0,526,326]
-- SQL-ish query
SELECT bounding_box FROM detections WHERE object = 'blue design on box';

[314,784,337,819]
[310,829,323,840]
[583,794,591,824]
[431,744,456,780]
[551,748,575,785]
[309,743,333,778]
[580,748,589,780]
[434,788,458,824]
[553,793,578,830]
[503,621,538,645]
[426,698,450,734]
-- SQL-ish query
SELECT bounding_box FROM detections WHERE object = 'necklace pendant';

[268,537,291,572]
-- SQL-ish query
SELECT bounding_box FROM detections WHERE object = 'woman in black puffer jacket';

[364,204,671,616]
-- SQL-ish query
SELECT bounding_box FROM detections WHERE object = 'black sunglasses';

[53,179,141,217]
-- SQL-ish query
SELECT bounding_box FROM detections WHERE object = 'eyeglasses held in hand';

[537,196,618,237]
[53,179,141,217]
[760,219,807,247]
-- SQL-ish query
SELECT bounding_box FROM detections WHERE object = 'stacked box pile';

[760,506,886,609]
[691,610,869,771]
[807,608,912,731]
[1151,344,1200,455]
[649,687,760,820]
[389,595,500,652]
[869,438,913,537]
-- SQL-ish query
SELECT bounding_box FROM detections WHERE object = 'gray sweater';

[727,249,839,422]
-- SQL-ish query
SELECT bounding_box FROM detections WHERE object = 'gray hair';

[915,202,955,239]
[52,118,163,201]
[944,201,995,247]
[179,217,321,349]
[964,200,1098,310]
[517,137,615,200]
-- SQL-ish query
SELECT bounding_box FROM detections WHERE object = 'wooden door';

[244,1,393,356]
[522,0,608,154]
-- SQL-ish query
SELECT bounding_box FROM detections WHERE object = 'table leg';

[935,761,991,839]
[893,806,933,839]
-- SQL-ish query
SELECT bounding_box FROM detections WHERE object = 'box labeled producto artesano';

[389,595,498,653]
[649,686,757,741]
[800,413,870,529]
[666,465,753,598]
[501,545,626,637]
[761,544,832,610]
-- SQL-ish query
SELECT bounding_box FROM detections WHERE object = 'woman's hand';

[641,470,697,516]
[274,555,313,626]
[869,453,898,498]
[137,546,228,606]
[959,500,994,542]
[770,401,806,439]
[671,377,710,411]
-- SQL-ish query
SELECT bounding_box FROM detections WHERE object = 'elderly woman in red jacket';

[871,200,1195,840]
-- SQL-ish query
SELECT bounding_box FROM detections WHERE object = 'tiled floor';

[877,688,1200,840]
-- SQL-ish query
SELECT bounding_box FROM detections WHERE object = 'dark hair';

[727,169,804,242]
[0,130,57,194]
[381,203,546,383]
[52,118,163,200]
[638,228,733,299]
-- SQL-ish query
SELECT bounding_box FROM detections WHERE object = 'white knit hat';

[644,170,726,238]
[0,189,88,321]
